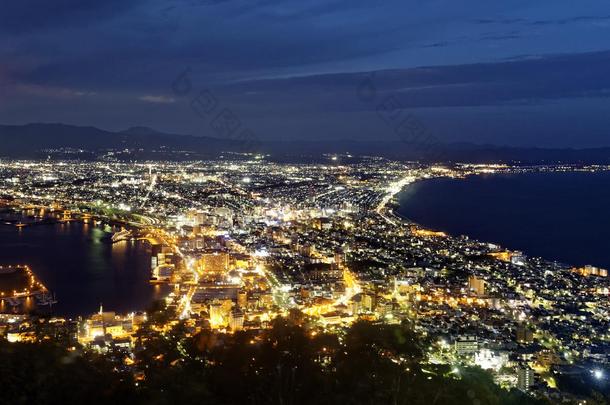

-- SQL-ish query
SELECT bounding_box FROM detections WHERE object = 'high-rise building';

[209,299,232,328]
[517,366,535,391]
[229,309,244,331]
[361,293,374,313]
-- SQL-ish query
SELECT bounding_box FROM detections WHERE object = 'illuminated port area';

[0,157,608,403]
[0,265,51,312]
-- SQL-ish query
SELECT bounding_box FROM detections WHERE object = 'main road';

[375,175,416,226]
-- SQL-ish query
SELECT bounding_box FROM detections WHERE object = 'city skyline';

[1,2,610,404]
[1,157,608,403]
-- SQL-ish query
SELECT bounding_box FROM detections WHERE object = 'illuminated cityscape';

[3,1,610,403]
[1,157,608,403]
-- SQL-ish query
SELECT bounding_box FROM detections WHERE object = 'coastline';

[392,170,610,271]
[0,207,164,317]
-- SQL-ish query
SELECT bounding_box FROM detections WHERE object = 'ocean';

[397,171,610,269]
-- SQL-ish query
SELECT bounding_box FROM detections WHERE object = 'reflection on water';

[0,217,169,317]
[23,296,35,313]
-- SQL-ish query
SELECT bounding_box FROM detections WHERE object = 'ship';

[111,229,133,243]
[36,292,58,307]
[6,297,22,307]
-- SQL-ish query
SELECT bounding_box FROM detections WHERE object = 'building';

[474,349,508,371]
[229,309,244,331]
[517,366,535,391]
[572,265,608,278]
[152,264,174,282]
[79,306,136,345]
[200,252,229,274]
[468,276,486,296]
[312,217,332,231]
[150,244,163,269]
[455,335,478,356]
[304,263,343,281]
[516,323,534,344]
[511,252,527,266]
[237,291,248,309]
[209,299,232,328]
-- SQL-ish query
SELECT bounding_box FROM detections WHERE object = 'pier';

[0,265,53,312]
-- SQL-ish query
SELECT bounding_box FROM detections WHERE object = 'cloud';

[5,0,610,93]
[10,83,96,99]
[473,15,610,27]
[0,0,141,34]
[531,15,610,26]
[2,0,610,148]
[420,31,522,49]
[217,50,610,111]
[138,95,176,104]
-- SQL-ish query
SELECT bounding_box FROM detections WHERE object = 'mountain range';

[1,123,610,164]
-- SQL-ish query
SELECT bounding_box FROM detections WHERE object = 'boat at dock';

[111,229,133,243]
[36,292,58,306]
[6,297,22,307]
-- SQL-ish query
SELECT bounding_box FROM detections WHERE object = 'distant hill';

[1,122,610,163]
[0,123,245,158]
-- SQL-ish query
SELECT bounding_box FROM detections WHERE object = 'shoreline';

[0,209,163,318]
[391,171,610,271]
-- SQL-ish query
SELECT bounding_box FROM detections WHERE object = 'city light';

[0,159,608,402]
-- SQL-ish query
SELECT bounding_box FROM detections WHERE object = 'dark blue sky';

[1,0,610,147]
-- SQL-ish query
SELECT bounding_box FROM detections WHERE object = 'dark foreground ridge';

[0,310,546,405]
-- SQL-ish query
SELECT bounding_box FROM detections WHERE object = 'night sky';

[2,0,610,147]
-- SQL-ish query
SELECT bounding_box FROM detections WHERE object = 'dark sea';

[397,171,610,269]
[0,219,168,317]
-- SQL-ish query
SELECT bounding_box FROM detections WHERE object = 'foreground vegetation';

[0,310,550,405]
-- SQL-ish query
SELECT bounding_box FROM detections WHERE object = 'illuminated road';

[150,230,200,320]
[140,174,157,209]
[337,268,361,305]
[375,175,415,226]
[254,259,291,310]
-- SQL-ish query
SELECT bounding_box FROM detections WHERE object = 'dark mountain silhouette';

[1,122,609,163]
[0,123,244,158]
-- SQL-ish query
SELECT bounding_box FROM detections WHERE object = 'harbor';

[0,265,56,313]
[0,209,168,316]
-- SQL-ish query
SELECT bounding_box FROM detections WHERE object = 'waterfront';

[0,159,608,403]
[397,170,610,269]
[0,217,168,316]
